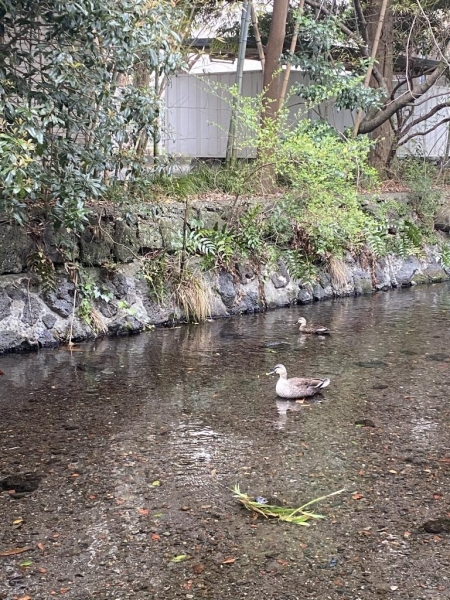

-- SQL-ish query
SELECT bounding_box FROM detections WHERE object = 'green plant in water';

[232,484,345,526]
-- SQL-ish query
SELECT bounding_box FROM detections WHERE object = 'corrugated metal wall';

[163,70,450,160]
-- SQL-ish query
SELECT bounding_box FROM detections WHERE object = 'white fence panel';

[163,70,450,160]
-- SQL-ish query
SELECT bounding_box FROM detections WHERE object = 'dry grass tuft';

[90,307,108,334]
[173,270,212,322]
[328,255,349,290]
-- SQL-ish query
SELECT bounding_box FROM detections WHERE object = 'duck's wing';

[312,324,330,334]
[290,377,326,388]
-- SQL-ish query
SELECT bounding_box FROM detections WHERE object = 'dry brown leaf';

[151,533,160,541]
[137,508,149,515]
[37,542,44,551]
[192,563,205,574]
[17,596,31,600]
[222,557,236,564]
[0,547,32,556]
[0,370,4,375]
[39,567,47,573]
[352,493,364,500]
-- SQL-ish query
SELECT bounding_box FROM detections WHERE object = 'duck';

[267,364,330,399]
[296,317,330,335]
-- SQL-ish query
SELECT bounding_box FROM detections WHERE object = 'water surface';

[1,284,449,599]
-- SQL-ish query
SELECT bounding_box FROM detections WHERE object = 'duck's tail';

[318,378,330,389]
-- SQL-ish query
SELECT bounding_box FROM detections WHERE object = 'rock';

[1,472,42,493]
[271,261,290,289]
[355,419,376,428]
[422,519,450,534]
[22,297,43,326]
[395,256,422,286]
[113,220,139,263]
[0,290,12,320]
[42,313,57,329]
[217,271,236,310]
[297,288,313,303]
[44,280,76,318]
[236,263,255,285]
[0,224,33,274]
[79,224,114,266]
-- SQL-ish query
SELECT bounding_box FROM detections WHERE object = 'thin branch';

[352,0,389,137]
[359,54,449,134]
[399,99,450,140]
[352,0,368,46]
[398,116,450,147]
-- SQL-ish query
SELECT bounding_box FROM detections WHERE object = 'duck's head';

[267,364,287,377]
[296,317,307,327]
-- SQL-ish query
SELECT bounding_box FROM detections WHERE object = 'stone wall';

[0,199,448,353]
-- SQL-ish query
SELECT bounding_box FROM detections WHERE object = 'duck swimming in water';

[296,317,330,335]
[267,364,330,399]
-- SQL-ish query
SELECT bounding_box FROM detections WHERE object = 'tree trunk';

[261,0,289,123]
[259,0,289,189]
[365,0,394,173]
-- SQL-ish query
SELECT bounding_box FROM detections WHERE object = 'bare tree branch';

[398,116,450,147]
[399,99,450,139]
[359,58,449,134]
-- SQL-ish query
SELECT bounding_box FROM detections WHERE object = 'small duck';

[267,364,330,399]
[296,317,330,335]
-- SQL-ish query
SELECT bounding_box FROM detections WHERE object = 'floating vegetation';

[232,484,345,526]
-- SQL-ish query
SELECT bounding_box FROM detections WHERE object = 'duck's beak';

[266,369,276,376]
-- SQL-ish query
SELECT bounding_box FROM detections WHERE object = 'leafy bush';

[0,0,183,229]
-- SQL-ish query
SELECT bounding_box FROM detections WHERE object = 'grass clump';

[232,484,345,526]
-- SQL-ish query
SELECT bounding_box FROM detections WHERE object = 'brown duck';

[296,317,330,335]
[267,364,330,399]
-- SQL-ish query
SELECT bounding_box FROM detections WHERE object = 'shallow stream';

[1,284,449,599]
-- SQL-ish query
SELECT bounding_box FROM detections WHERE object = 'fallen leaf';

[39,567,47,574]
[192,563,205,574]
[138,508,149,515]
[60,588,69,594]
[17,596,31,600]
[171,554,190,563]
[352,493,364,500]
[151,533,160,541]
[210,469,217,476]
[403,531,411,538]
[222,557,236,564]
[0,547,32,556]
[151,480,160,487]
[70,473,80,478]
[0,369,4,376]
[433,494,442,500]
[13,518,23,525]
[20,560,33,567]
